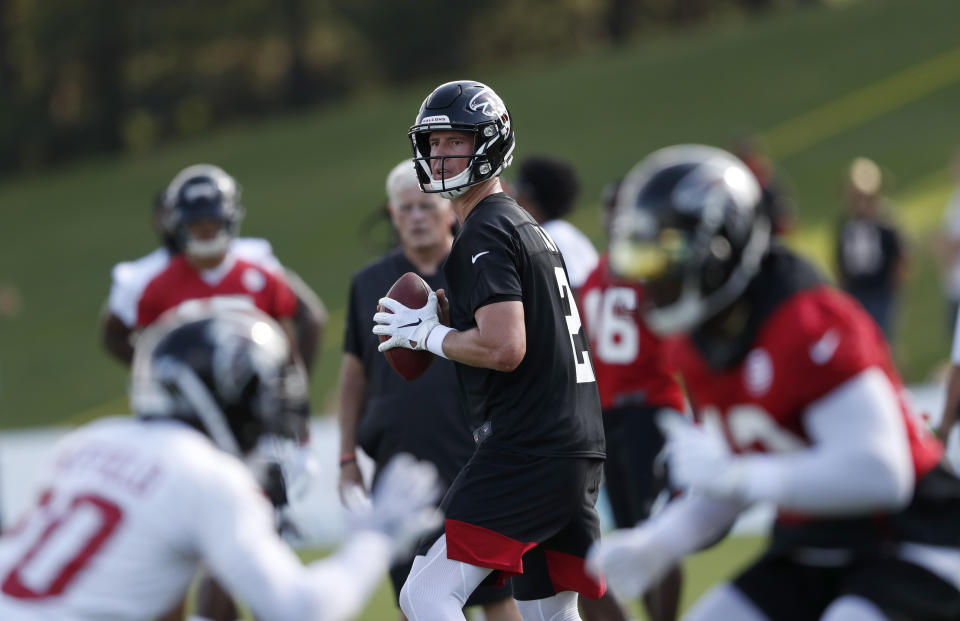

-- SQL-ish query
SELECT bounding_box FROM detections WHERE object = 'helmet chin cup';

[430,166,473,198]
[439,187,470,199]
[186,230,230,260]
[645,292,704,337]
[164,164,244,255]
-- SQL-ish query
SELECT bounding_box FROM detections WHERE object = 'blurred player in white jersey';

[0,304,440,621]
[101,164,326,371]
[101,163,325,620]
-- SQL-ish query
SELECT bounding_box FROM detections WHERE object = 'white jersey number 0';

[2,491,124,600]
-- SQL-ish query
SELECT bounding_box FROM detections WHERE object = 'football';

[379,272,435,381]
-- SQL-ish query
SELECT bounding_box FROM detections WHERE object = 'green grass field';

[3,0,960,426]
[274,535,766,620]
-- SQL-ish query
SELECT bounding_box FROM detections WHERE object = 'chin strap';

[186,231,231,260]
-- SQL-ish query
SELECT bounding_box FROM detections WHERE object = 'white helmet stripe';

[156,357,241,455]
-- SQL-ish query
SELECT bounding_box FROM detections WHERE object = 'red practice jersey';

[579,253,685,411]
[672,284,942,484]
[135,254,297,328]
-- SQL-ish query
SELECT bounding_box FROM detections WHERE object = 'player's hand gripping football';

[657,410,748,499]
[373,292,440,352]
[586,525,677,601]
[350,453,443,559]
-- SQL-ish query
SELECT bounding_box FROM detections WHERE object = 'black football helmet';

[130,302,307,456]
[408,80,515,198]
[609,145,770,336]
[160,164,244,258]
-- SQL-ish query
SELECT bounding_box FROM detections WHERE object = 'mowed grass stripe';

[764,44,960,158]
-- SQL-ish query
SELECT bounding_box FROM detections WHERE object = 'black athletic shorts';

[420,447,606,601]
[602,405,668,528]
[733,549,960,621]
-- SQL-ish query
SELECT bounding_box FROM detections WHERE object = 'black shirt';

[835,216,902,292]
[443,193,605,458]
[344,248,475,485]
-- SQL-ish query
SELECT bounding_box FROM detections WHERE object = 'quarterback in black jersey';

[373,80,606,620]
[339,160,516,619]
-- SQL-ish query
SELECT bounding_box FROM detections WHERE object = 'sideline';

[1,383,946,541]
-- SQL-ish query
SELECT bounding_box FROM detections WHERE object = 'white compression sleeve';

[641,493,745,558]
[303,531,394,621]
[515,591,581,621]
[738,367,915,515]
[193,458,393,621]
[399,534,493,621]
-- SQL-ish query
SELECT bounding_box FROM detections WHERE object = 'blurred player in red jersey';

[134,165,298,335]
[578,179,684,621]
[101,165,325,371]
[588,145,960,621]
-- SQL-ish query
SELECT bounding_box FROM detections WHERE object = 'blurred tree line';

[0,0,805,174]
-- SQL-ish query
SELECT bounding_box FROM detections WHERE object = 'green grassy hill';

[3,0,960,427]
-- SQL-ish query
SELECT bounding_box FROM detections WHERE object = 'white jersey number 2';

[555,267,596,384]
[2,491,124,599]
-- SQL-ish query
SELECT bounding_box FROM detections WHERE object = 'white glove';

[351,453,443,560]
[372,293,440,352]
[657,410,748,499]
[246,435,319,507]
[586,526,677,601]
[341,482,373,514]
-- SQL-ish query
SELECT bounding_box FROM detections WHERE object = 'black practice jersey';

[443,193,604,458]
[344,249,476,485]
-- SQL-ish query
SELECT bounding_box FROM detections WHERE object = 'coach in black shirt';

[374,80,605,621]
[834,157,907,341]
[338,160,517,620]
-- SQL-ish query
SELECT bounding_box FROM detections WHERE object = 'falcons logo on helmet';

[469,88,507,120]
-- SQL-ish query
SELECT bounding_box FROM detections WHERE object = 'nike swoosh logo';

[399,318,423,329]
[471,251,490,264]
[809,328,840,365]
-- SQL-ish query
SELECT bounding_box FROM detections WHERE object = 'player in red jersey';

[588,145,960,621]
[101,178,325,371]
[129,164,301,621]
[134,165,298,335]
[578,180,684,621]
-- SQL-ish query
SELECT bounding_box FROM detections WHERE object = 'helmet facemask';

[162,164,244,259]
[609,145,769,336]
